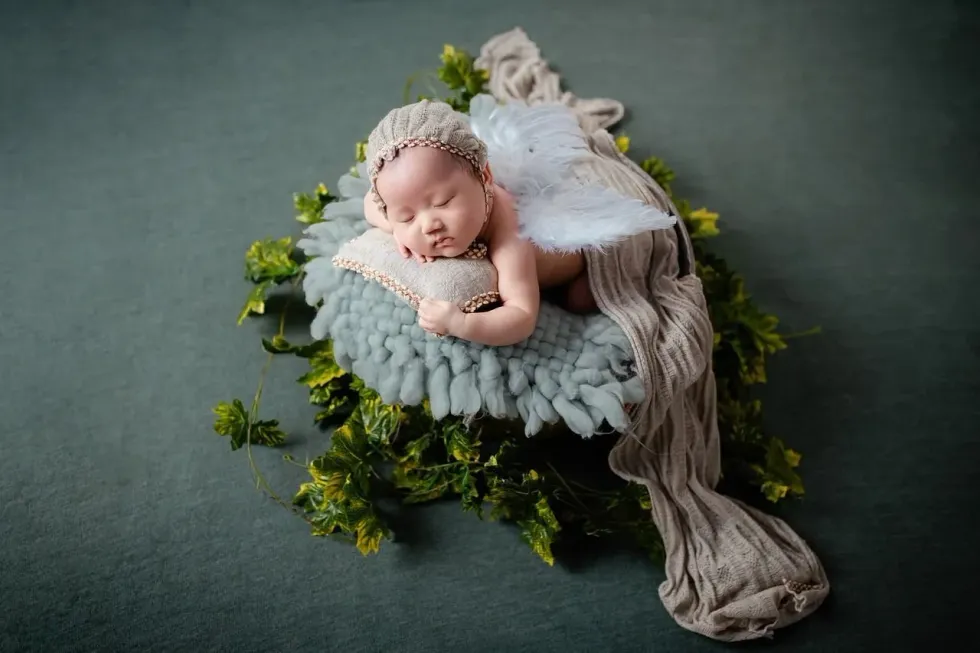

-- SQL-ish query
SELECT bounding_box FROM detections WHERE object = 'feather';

[468,94,588,174]
[463,94,675,253]
[515,181,677,253]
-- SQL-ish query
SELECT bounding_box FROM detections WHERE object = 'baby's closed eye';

[435,196,454,207]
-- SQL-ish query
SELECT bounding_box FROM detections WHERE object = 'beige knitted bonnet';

[365,99,490,214]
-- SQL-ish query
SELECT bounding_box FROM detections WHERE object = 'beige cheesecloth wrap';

[476,28,830,641]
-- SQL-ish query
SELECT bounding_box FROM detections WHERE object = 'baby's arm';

[453,232,540,346]
[363,195,391,233]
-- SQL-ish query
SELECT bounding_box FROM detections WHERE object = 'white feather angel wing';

[465,94,676,253]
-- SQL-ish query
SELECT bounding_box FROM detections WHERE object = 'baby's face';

[374,146,488,259]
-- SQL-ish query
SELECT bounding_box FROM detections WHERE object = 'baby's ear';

[481,162,494,185]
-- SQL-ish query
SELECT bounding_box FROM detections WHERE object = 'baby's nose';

[422,216,443,233]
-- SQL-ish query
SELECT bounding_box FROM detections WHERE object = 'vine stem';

[244,268,306,517]
[781,326,822,340]
[545,462,595,514]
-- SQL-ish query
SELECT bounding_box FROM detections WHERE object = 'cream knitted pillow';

[332,228,500,313]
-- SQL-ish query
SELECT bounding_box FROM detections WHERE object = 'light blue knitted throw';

[299,200,643,437]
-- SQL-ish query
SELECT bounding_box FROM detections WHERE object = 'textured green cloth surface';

[1,1,977,651]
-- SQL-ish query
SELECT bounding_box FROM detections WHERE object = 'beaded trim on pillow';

[331,256,500,313]
[330,229,501,314]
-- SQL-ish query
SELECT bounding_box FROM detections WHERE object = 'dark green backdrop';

[2,1,977,651]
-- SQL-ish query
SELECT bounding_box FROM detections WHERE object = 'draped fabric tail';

[477,26,830,641]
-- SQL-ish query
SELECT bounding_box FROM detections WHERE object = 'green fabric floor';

[2,1,978,651]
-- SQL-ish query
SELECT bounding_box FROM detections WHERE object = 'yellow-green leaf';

[298,346,347,388]
[212,399,248,442]
[518,496,561,566]
[784,449,802,468]
[237,281,274,325]
[441,44,458,64]
[355,511,389,555]
[443,422,480,462]
[212,398,285,450]
[244,237,300,284]
[615,134,630,153]
[293,192,322,225]
[398,432,433,465]
[359,392,404,448]
[639,156,676,194]
[761,481,789,502]
[458,467,483,517]
[743,354,768,385]
[688,207,720,239]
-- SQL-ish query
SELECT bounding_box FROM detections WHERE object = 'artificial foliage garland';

[211,44,809,564]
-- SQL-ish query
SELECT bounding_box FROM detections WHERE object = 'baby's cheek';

[403,230,433,253]
[453,205,479,228]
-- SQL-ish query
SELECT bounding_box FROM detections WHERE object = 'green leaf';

[437,61,465,89]
[359,394,403,450]
[237,280,275,325]
[639,156,676,195]
[763,438,805,495]
[433,44,488,113]
[442,421,480,462]
[517,496,561,566]
[328,421,372,471]
[311,379,356,426]
[294,183,337,225]
[464,70,489,96]
[306,410,377,505]
[293,475,390,554]
[741,308,788,355]
[298,344,347,388]
[687,207,720,239]
[250,420,287,447]
[293,192,322,225]
[261,334,293,354]
[397,462,467,504]
[244,237,301,284]
[212,399,249,448]
[262,335,327,357]
[398,432,434,465]
[485,475,529,523]
[355,509,390,555]
[212,399,285,450]
[458,466,483,518]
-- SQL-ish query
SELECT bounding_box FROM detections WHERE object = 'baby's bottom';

[534,249,598,314]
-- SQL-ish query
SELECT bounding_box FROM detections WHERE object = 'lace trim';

[332,256,500,313]
[368,137,493,219]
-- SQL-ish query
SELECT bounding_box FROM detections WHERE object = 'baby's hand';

[395,236,435,264]
[418,298,463,337]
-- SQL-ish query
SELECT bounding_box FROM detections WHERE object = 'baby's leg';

[534,249,598,314]
[560,273,598,314]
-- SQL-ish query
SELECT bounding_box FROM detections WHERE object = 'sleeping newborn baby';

[363,99,596,346]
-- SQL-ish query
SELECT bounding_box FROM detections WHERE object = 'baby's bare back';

[486,186,586,290]
[534,247,586,289]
